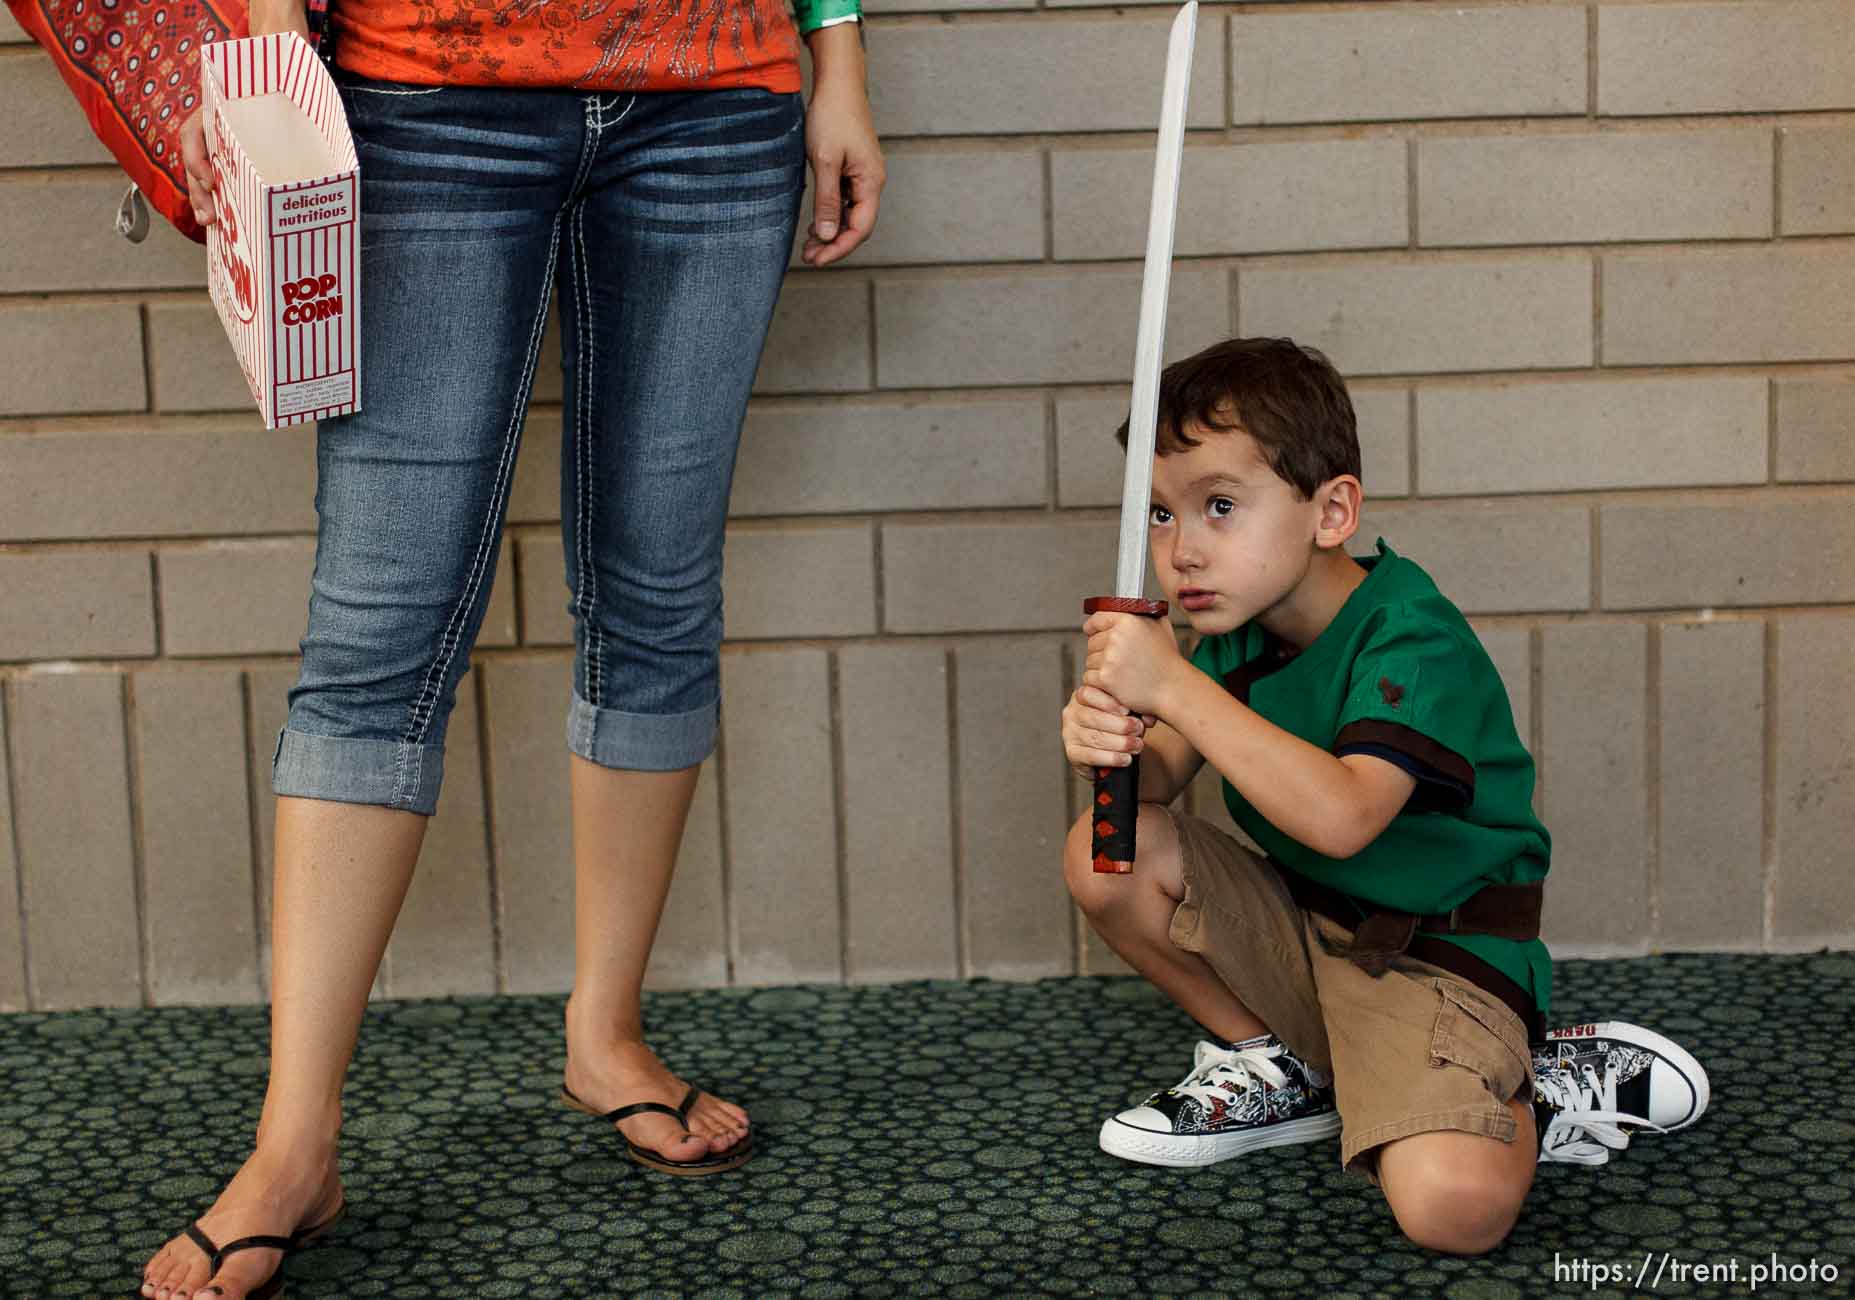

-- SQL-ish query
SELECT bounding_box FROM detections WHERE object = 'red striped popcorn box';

[201,33,360,428]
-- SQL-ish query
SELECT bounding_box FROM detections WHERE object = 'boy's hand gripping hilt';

[1082,596,1169,873]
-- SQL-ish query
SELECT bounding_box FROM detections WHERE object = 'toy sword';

[1085,0,1197,874]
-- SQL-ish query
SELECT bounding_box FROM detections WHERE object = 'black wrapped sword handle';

[1082,595,1170,874]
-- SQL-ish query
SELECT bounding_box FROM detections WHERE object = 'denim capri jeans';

[272,75,806,815]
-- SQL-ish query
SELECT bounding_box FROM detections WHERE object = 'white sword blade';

[1115,0,1197,599]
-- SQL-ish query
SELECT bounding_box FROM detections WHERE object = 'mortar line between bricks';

[1220,10,1232,132]
[1585,2,1598,119]
[7,356,1855,440]
[1645,622,1662,947]
[827,650,850,982]
[146,549,164,658]
[1043,392,1060,510]
[768,356,1855,403]
[1767,376,1781,483]
[849,233,1855,280]
[9,601,1855,680]
[237,671,267,1003]
[10,105,1855,187]
[13,107,1855,179]
[1527,626,1544,821]
[1589,503,1602,612]
[138,303,156,413]
[871,112,1855,150]
[10,348,1854,425]
[713,698,738,987]
[870,519,886,632]
[120,672,153,1007]
[741,481,1855,521]
[1405,137,1419,249]
[945,648,968,979]
[1770,124,1784,240]
[507,537,528,648]
[1405,387,1418,496]
[4,226,1853,316]
[1761,619,1779,948]
[271,350,1855,407]
[1040,148,1055,263]
[1,682,31,1010]
[1591,253,1603,368]
[472,669,509,996]
[865,278,879,388]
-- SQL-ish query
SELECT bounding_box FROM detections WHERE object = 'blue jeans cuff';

[567,691,715,771]
[272,728,446,816]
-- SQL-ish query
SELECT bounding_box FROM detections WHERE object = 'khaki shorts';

[1164,809,1536,1177]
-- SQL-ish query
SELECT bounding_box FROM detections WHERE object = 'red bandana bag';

[6,0,329,243]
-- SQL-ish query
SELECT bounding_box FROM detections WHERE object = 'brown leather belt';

[1275,867,1546,1043]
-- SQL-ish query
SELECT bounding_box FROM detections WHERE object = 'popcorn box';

[201,33,360,427]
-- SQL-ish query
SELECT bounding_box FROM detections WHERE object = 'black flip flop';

[561,1082,753,1176]
[164,1201,344,1300]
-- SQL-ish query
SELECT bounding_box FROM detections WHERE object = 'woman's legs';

[562,761,747,1157]
[553,87,805,1156]
[141,74,579,1297]
[139,798,426,1300]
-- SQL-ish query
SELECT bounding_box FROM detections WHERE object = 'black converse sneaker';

[1531,1021,1710,1166]
[1099,1034,1341,1168]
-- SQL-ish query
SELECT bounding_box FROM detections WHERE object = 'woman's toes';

[690,1113,746,1150]
[166,1253,199,1293]
[619,1112,708,1160]
[689,1094,748,1132]
[145,1246,177,1294]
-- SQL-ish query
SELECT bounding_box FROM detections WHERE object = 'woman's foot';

[138,1145,344,1300]
[562,1031,749,1162]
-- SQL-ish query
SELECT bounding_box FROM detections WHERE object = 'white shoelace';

[1535,1060,1665,1166]
[1169,1041,1291,1110]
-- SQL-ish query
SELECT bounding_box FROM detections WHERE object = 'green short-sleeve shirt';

[1189,540,1553,1012]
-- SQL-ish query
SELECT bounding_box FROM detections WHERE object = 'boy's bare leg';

[561,757,749,1159]
[140,796,426,1300]
[1064,802,1270,1043]
[1376,1099,1539,1255]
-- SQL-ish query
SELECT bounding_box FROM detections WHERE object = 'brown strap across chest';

[1276,867,1546,1043]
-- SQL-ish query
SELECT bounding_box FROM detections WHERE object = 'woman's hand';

[180,109,216,228]
[180,0,308,228]
[802,24,884,266]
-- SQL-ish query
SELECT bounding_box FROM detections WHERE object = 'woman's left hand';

[802,33,884,267]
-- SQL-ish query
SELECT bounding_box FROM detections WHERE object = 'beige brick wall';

[4,0,1853,1010]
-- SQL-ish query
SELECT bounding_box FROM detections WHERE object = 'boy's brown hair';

[1115,336,1361,499]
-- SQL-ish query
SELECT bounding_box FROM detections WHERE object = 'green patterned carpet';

[3,954,1853,1299]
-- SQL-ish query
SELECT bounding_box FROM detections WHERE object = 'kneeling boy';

[1061,337,1704,1254]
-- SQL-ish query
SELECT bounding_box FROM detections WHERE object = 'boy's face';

[1147,426,1331,636]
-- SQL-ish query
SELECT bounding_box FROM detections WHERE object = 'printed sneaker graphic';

[1099,1035,1341,1168]
[1532,1021,1710,1166]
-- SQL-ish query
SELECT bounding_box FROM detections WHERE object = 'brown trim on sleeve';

[1334,719,1474,792]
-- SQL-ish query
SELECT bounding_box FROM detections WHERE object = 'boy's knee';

[1063,813,1112,913]
[1063,804,1178,917]
[1381,1153,1526,1255]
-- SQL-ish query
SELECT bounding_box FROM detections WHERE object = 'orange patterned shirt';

[331,0,802,94]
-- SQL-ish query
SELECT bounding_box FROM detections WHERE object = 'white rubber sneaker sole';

[1099,1108,1342,1168]
[1540,1020,1710,1131]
